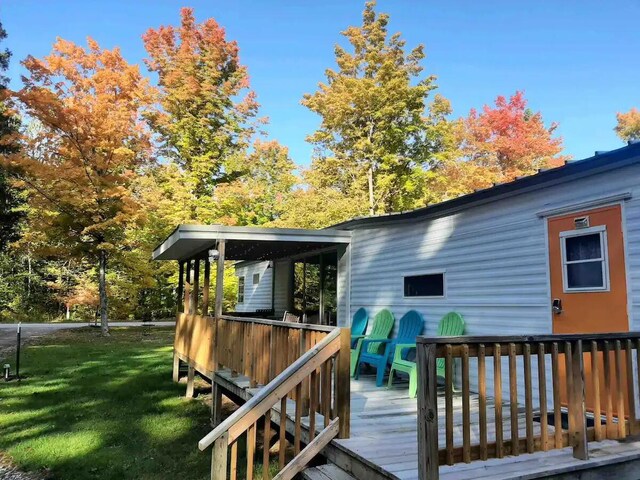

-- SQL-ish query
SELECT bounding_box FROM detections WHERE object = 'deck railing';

[416,333,640,480]
[198,325,351,480]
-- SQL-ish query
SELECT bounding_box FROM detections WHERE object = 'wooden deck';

[213,369,640,480]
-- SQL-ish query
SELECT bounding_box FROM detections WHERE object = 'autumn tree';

[6,38,155,334]
[434,91,567,199]
[143,7,261,221]
[303,1,451,215]
[615,108,640,143]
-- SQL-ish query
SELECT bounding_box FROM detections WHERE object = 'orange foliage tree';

[435,91,568,199]
[5,38,156,334]
[615,107,640,142]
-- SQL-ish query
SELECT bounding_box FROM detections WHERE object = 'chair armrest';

[351,334,366,340]
[360,338,392,347]
[393,343,416,363]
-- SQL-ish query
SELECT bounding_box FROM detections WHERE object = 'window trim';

[402,270,447,299]
[560,226,610,293]
[237,276,245,304]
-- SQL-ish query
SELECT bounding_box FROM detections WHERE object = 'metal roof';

[153,224,351,262]
[330,141,640,230]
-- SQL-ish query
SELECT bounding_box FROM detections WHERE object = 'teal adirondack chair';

[350,308,369,349]
[350,309,394,377]
[388,311,465,398]
[354,310,423,387]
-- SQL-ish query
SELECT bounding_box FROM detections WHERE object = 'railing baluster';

[493,343,504,458]
[310,368,317,441]
[626,339,639,435]
[478,344,488,461]
[295,383,302,455]
[537,343,548,451]
[569,340,588,460]
[462,344,471,463]
[523,343,534,454]
[247,422,256,479]
[263,410,271,480]
[323,359,331,427]
[230,440,237,480]
[591,341,602,441]
[279,396,287,469]
[211,432,228,480]
[614,340,626,438]
[603,340,614,438]
[551,342,562,448]
[445,344,454,465]
[508,343,519,456]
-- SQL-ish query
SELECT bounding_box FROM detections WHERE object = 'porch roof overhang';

[152,224,352,262]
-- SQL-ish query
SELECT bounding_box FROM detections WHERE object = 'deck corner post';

[172,352,181,383]
[203,258,211,316]
[211,431,229,480]
[417,342,439,480]
[192,258,200,314]
[570,340,589,460]
[177,261,184,314]
[337,327,351,439]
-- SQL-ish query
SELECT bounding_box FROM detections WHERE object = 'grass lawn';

[0,327,213,480]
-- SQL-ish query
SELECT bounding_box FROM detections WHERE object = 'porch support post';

[186,364,195,398]
[192,258,200,314]
[214,240,226,318]
[177,261,184,314]
[203,258,211,316]
[319,253,325,324]
[417,342,439,480]
[172,352,181,383]
[184,260,192,314]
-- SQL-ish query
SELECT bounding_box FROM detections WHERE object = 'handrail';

[199,327,341,450]
[417,332,640,344]
[219,314,335,332]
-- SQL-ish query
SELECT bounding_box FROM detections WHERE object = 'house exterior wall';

[348,162,640,406]
[234,261,273,313]
[273,259,292,316]
[349,162,640,335]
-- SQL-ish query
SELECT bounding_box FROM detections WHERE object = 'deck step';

[302,464,358,480]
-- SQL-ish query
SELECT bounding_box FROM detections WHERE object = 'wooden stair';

[302,464,358,480]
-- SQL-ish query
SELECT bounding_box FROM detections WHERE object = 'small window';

[404,273,445,298]
[253,273,260,285]
[561,227,609,292]
[238,276,245,303]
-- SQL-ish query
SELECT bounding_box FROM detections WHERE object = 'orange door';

[547,204,629,417]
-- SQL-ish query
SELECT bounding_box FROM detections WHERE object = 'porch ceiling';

[152,224,352,262]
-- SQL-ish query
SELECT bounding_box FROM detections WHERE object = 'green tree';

[0,21,22,250]
[302,1,450,215]
[143,7,262,221]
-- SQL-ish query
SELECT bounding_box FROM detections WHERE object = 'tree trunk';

[99,249,109,336]
[66,304,70,321]
[367,165,375,216]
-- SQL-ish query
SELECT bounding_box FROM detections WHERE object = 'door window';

[560,227,609,292]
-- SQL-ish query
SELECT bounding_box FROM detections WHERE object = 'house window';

[560,227,609,292]
[404,273,445,298]
[238,276,245,303]
[253,273,260,285]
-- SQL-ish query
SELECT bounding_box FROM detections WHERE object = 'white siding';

[234,261,273,312]
[349,163,640,335]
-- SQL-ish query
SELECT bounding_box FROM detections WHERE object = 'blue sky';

[2,1,638,165]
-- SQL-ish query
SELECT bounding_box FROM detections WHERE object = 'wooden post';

[211,381,223,427]
[172,353,181,383]
[192,258,200,314]
[417,342,439,480]
[211,432,229,480]
[336,328,351,438]
[570,340,588,460]
[215,240,226,318]
[177,261,184,314]
[186,364,195,398]
[203,258,211,316]
[184,260,192,314]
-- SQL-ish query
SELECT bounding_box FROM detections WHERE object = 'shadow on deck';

[213,369,640,480]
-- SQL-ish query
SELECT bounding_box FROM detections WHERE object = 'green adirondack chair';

[388,311,465,398]
[350,309,394,377]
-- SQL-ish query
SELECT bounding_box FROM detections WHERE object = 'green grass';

[0,328,213,480]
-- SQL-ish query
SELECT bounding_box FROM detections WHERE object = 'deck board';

[214,369,640,479]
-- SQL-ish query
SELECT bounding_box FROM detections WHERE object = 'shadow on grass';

[0,328,212,480]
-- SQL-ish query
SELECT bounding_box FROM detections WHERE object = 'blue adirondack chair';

[354,310,423,387]
[350,307,369,349]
